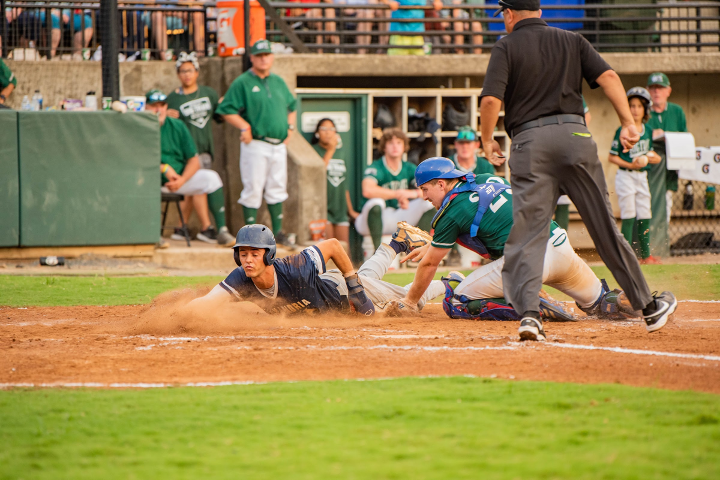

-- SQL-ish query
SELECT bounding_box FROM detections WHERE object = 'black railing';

[2,1,719,59]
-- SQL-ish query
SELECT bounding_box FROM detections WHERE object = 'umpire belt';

[512,114,586,138]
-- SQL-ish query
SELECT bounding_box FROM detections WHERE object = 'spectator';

[61,8,94,58]
[0,57,17,106]
[451,126,494,175]
[148,0,200,59]
[311,118,359,244]
[216,39,297,247]
[382,0,442,55]
[607,87,661,264]
[306,0,338,53]
[166,52,221,238]
[439,0,483,54]
[356,128,435,249]
[146,89,234,246]
[341,0,388,54]
[11,8,61,58]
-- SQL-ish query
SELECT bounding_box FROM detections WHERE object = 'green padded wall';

[19,112,161,246]
[0,111,19,247]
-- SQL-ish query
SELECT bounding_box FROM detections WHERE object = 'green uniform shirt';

[160,117,198,184]
[0,58,17,89]
[363,157,417,209]
[452,153,495,176]
[432,174,560,259]
[166,85,219,157]
[313,144,349,225]
[647,101,687,191]
[216,70,296,141]
[609,124,653,172]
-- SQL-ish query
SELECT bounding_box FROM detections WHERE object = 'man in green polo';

[646,72,688,257]
[0,58,17,107]
[217,39,297,247]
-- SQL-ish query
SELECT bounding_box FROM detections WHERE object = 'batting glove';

[345,274,375,316]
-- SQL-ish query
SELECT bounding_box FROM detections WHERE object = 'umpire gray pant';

[502,122,653,314]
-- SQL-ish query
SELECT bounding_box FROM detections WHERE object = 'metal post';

[100,0,120,100]
[243,0,251,71]
[46,7,53,59]
[0,0,6,58]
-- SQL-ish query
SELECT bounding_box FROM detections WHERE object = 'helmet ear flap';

[264,247,276,266]
[233,248,242,268]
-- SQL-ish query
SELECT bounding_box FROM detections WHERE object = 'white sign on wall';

[301,111,351,133]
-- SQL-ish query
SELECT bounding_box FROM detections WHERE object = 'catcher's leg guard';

[441,273,521,320]
[577,279,637,319]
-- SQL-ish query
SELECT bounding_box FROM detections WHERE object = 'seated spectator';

[311,118,359,244]
[306,0,338,53]
[382,0,442,55]
[356,128,435,249]
[145,89,234,246]
[0,57,17,106]
[451,126,494,175]
[61,8,94,58]
[11,8,61,57]
[438,0,482,54]
[147,0,203,59]
[341,0,388,54]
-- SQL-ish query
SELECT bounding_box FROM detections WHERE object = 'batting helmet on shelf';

[627,86,653,119]
[414,157,466,187]
[233,224,277,267]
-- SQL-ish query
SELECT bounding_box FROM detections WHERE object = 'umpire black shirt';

[481,18,612,137]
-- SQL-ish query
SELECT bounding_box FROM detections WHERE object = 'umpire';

[479,0,676,342]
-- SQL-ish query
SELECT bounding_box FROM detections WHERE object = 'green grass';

[1,377,718,479]
[1,264,719,307]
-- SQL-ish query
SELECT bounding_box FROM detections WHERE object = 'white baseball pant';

[452,228,602,309]
[615,169,652,220]
[354,198,435,236]
[161,169,223,195]
[238,139,289,208]
[323,243,445,311]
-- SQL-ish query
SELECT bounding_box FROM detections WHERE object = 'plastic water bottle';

[683,182,694,210]
[706,186,715,210]
[20,95,31,111]
[31,90,42,111]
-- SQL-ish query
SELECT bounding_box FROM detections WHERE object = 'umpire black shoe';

[518,317,546,342]
[643,291,677,333]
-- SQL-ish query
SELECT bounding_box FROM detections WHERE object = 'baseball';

[636,155,648,167]
[111,101,127,113]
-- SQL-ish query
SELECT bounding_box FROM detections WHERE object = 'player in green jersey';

[608,87,662,265]
[386,158,640,342]
[356,128,435,249]
[451,127,495,176]
[311,118,358,244]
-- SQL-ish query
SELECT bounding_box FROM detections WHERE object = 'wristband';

[161,164,169,173]
[240,128,249,132]
[288,124,295,131]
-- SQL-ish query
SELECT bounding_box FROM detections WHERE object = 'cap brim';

[493,7,504,17]
[252,49,272,55]
[437,169,467,180]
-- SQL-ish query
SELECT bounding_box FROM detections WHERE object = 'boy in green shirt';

[356,128,435,249]
[146,90,234,246]
[451,127,495,176]
[608,87,661,264]
[0,58,17,106]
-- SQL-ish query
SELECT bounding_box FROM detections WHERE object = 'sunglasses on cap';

[456,129,478,142]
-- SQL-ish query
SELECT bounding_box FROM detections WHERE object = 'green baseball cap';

[647,72,670,88]
[145,89,168,105]
[250,39,272,55]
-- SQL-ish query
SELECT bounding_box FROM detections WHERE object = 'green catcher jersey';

[362,157,417,209]
[432,174,561,259]
[609,124,653,172]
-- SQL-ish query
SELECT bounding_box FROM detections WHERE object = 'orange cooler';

[217,1,267,56]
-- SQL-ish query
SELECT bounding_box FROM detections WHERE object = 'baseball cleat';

[643,291,677,332]
[518,317,546,342]
[392,221,433,251]
[385,299,418,318]
[538,290,576,322]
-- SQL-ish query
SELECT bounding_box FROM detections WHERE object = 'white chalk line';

[540,342,720,362]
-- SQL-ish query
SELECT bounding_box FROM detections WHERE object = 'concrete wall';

[5,52,720,245]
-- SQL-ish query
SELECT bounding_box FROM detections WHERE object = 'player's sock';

[638,218,651,259]
[417,209,434,233]
[368,205,383,250]
[554,204,570,231]
[621,218,635,245]
[243,206,258,225]
[207,189,226,229]
[267,202,283,234]
[389,239,407,255]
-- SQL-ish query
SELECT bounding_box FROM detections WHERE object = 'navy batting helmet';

[233,224,276,267]
[415,157,466,187]
[627,86,653,119]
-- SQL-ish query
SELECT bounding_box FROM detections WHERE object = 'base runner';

[188,224,445,315]
[387,158,670,341]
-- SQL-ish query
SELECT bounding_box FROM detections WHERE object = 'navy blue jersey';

[219,246,349,315]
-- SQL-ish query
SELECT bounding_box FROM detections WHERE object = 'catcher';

[188,224,445,315]
[387,157,676,341]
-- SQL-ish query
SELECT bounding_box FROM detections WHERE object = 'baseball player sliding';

[188,224,445,315]
[386,158,675,341]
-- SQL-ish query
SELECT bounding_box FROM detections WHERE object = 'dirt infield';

[2,293,719,393]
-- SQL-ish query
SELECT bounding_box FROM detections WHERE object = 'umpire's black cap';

[493,0,541,17]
